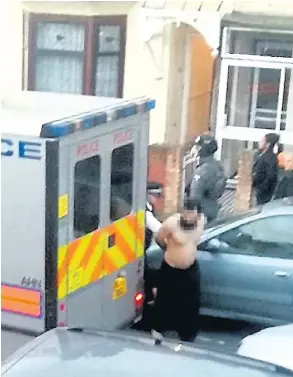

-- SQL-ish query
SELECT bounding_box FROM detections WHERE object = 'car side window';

[216,215,293,259]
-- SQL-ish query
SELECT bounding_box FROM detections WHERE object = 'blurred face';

[182,209,198,222]
[180,209,198,230]
[147,193,157,207]
[258,136,268,151]
[285,155,293,171]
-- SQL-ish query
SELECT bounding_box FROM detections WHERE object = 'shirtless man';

[151,198,205,344]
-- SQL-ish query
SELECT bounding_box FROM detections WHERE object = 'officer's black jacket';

[189,156,226,222]
[252,149,278,205]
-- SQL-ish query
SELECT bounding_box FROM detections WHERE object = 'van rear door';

[57,131,107,330]
[56,120,143,331]
[101,122,142,329]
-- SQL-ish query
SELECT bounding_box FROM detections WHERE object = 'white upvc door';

[216,59,293,158]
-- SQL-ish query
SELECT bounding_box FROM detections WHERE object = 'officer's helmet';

[194,134,218,158]
[147,181,163,197]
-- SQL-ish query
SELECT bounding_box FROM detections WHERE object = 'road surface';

[175,316,264,353]
[133,315,264,353]
[1,317,264,362]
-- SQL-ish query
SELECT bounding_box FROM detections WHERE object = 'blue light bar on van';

[116,104,138,119]
[144,99,156,111]
[81,112,108,129]
[42,122,73,138]
[41,98,156,138]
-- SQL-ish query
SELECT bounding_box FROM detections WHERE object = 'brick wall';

[234,150,254,212]
[148,144,185,217]
[164,147,182,215]
[147,145,167,214]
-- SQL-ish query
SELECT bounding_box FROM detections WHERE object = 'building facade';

[3,0,228,213]
[5,1,292,213]
[212,7,293,179]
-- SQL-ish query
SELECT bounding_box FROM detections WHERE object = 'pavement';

[1,316,264,362]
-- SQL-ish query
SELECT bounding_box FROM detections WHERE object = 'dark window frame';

[28,13,126,97]
[74,155,101,237]
[110,143,134,222]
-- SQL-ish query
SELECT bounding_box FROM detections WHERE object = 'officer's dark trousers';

[144,267,158,303]
[152,260,200,342]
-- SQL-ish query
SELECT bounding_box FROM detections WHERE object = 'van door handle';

[274,271,290,278]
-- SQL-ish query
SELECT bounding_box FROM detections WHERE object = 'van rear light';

[59,302,66,312]
[58,322,66,327]
[134,292,144,309]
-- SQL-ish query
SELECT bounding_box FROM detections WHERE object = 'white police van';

[1,91,154,334]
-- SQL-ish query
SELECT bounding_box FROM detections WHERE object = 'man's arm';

[155,217,174,249]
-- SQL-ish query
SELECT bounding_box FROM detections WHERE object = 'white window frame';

[216,58,293,157]
[249,41,292,134]
[250,66,286,132]
[221,26,293,64]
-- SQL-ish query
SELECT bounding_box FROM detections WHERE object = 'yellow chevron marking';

[58,281,67,301]
[137,210,145,227]
[67,234,93,294]
[108,245,128,268]
[68,233,92,272]
[137,210,146,257]
[57,210,146,299]
[83,237,104,286]
[58,245,67,269]
[115,218,135,249]
[58,245,68,300]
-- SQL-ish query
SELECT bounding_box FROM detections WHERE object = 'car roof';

[205,197,293,232]
[259,197,293,215]
[2,328,292,377]
[246,324,293,339]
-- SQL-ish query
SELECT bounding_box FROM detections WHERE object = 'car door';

[199,226,259,319]
[199,214,293,323]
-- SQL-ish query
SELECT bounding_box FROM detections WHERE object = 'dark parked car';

[146,198,293,325]
[2,327,293,377]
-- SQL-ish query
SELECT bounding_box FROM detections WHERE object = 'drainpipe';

[179,30,192,145]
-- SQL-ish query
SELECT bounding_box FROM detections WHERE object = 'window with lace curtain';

[28,15,126,98]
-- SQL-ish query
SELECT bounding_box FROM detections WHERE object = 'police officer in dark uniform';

[145,182,162,251]
[133,182,163,331]
[144,182,162,302]
[187,135,227,223]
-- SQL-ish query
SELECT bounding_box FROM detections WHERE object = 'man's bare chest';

[169,228,197,245]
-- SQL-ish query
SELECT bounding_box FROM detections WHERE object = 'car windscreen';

[205,208,261,231]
